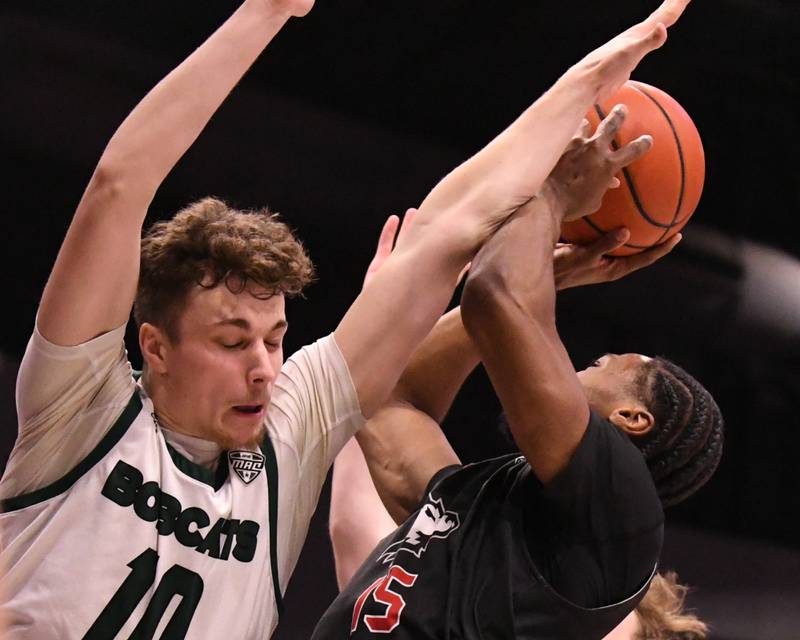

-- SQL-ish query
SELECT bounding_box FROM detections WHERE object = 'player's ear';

[139,322,171,375]
[608,405,654,436]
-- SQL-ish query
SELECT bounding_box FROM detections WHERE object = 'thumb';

[588,227,630,256]
[376,215,401,256]
[395,208,419,247]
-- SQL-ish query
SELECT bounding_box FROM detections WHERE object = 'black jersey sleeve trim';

[260,434,283,615]
[540,561,658,613]
[164,443,229,491]
[0,389,142,513]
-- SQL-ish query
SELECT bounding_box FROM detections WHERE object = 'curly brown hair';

[636,571,708,639]
[134,197,315,340]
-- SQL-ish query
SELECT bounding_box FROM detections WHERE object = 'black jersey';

[312,412,663,640]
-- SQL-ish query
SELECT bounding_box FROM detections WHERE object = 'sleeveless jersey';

[312,454,656,640]
[1,389,287,639]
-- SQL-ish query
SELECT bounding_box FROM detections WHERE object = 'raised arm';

[409,0,689,230]
[334,0,692,418]
[383,227,679,422]
[337,155,680,526]
[330,201,682,609]
[330,217,465,585]
[459,106,661,484]
[38,0,311,346]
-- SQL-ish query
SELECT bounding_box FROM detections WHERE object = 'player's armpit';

[355,401,460,524]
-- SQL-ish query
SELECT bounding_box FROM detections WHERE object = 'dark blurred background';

[1,1,798,638]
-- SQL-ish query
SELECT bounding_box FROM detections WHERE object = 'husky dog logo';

[378,495,459,564]
[229,450,265,484]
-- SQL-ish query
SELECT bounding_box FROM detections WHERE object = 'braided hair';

[633,358,724,507]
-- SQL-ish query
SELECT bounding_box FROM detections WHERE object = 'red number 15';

[351,565,418,634]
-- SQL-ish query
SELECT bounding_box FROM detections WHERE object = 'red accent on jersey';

[351,565,418,634]
[351,577,383,633]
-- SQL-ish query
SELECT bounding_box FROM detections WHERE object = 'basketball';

[561,81,705,256]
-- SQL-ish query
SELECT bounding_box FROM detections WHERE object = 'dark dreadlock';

[633,357,724,507]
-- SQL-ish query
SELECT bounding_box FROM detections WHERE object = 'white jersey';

[0,326,364,639]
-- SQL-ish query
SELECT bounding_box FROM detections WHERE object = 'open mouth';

[233,405,264,415]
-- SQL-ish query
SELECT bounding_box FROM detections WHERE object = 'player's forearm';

[461,194,590,484]
[413,68,596,247]
[340,176,556,416]
[337,0,666,418]
[353,400,460,523]
[460,72,596,204]
[353,418,417,525]
[464,193,563,326]
[462,277,588,484]
[413,0,681,252]
[97,0,291,204]
[391,308,479,424]
[336,230,469,418]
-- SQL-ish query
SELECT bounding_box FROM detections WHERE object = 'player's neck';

[142,373,200,440]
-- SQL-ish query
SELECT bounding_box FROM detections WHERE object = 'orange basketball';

[561,80,705,256]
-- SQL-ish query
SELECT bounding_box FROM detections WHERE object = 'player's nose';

[248,342,278,386]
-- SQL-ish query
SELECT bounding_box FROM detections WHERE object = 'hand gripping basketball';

[547,105,653,223]
[561,81,705,256]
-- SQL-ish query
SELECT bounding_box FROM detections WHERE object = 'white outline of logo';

[378,494,460,564]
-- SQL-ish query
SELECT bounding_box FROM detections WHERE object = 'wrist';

[553,64,600,105]
[537,182,568,243]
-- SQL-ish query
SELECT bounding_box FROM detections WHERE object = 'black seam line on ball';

[635,84,689,240]
[594,103,675,230]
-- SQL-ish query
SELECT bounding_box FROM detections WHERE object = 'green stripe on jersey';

[164,443,229,490]
[260,435,282,615]
[1,390,142,513]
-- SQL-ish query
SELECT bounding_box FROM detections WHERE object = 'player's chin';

[215,419,267,451]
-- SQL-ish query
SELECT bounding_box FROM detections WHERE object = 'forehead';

[618,353,652,365]
[597,352,651,373]
[180,284,286,332]
[610,354,651,380]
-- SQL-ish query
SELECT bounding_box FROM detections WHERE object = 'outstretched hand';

[574,0,692,102]
[363,209,470,290]
[546,104,652,222]
[554,229,681,290]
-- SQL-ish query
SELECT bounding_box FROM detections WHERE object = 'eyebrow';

[214,318,288,332]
